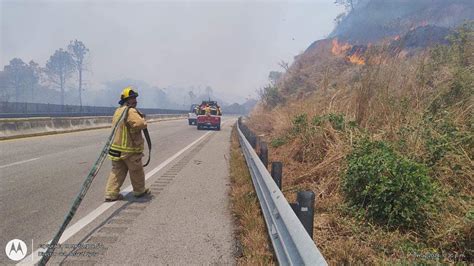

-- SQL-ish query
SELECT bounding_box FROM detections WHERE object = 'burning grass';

[250,22,473,264]
[229,125,275,265]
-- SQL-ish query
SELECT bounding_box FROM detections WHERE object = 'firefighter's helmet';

[119,86,139,105]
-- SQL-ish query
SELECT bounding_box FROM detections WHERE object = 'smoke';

[330,0,474,44]
[1,1,344,106]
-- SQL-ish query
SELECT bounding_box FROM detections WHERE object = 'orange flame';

[331,38,351,56]
[331,38,366,65]
[348,52,365,65]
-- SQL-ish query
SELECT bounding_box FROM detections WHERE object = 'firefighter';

[205,104,211,116]
[104,86,150,201]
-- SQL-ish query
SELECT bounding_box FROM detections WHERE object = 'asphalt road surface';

[0,117,236,265]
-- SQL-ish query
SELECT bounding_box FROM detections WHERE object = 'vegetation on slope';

[250,22,473,264]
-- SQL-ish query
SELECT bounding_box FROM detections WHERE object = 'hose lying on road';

[39,107,130,266]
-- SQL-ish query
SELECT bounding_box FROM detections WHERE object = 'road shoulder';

[90,122,237,264]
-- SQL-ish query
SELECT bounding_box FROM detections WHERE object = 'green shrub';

[466,208,474,221]
[343,139,436,229]
[311,115,323,126]
[348,120,358,129]
[327,113,345,131]
[259,85,285,108]
[292,113,308,134]
[421,113,471,166]
[311,113,346,131]
[270,137,287,148]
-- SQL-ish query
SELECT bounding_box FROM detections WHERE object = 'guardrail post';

[250,133,256,149]
[296,191,315,239]
[271,162,282,190]
[259,141,268,168]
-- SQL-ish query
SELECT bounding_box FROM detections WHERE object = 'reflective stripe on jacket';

[108,106,147,160]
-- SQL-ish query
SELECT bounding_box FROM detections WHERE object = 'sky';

[0,0,344,103]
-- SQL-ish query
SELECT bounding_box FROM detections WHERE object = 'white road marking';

[0,157,39,169]
[18,128,218,265]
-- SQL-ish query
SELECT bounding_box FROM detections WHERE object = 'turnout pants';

[105,153,146,199]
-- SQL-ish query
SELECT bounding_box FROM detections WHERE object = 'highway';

[0,117,236,264]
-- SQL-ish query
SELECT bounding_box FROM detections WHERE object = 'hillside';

[249,1,473,264]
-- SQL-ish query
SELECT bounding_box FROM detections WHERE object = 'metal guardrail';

[0,112,188,118]
[237,118,327,265]
[0,101,188,118]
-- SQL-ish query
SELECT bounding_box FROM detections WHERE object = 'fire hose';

[39,106,152,265]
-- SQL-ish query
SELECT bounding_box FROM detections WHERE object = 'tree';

[334,0,358,11]
[45,49,75,106]
[205,86,213,99]
[25,61,40,102]
[268,71,282,86]
[4,58,27,102]
[3,58,40,102]
[334,12,347,26]
[0,70,9,101]
[68,40,89,108]
[258,85,284,109]
[188,90,196,103]
[278,60,289,71]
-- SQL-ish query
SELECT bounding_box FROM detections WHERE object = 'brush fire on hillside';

[250,0,473,264]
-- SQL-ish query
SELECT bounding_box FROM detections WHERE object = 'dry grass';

[248,27,473,264]
[229,125,275,265]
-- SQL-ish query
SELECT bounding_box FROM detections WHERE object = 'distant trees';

[25,61,40,102]
[4,58,28,102]
[0,71,7,101]
[258,85,284,109]
[205,86,213,99]
[68,40,89,108]
[188,90,196,103]
[1,39,89,106]
[257,70,286,109]
[45,48,76,106]
[268,71,283,86]
[3,58,40,102]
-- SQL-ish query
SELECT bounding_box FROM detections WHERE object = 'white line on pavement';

[0,157,39,169]
[19,129,216,265]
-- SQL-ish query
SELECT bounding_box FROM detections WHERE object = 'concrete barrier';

[0,114,186,140]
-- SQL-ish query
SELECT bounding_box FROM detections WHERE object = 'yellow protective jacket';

[108,106,147,160]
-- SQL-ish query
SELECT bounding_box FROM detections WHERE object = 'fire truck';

[196,100,222,130]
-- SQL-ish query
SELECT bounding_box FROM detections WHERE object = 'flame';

[348,52,365,65]
[331,38,351,56]
[331,38,366,65]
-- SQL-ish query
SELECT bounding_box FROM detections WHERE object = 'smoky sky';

[1,0,343,103]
